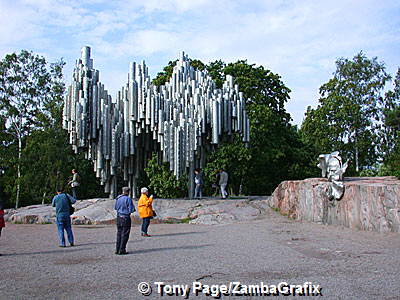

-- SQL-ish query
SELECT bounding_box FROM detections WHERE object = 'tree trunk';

[15,136,22,209]
[355,146,359,172]
[354,133,359,173]
[42,191,47,205]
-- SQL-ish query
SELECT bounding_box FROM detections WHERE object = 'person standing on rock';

[219,168,229,199]
[194,168,204,199]
[52,188,76,247]
[114,187,135,255]
[138,187,154,237]
[68,169,80,200]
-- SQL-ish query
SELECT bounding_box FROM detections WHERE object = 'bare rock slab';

[269,177,400,233]
[5,197,270,225]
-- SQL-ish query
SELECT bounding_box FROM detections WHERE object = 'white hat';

[141,187,148,194]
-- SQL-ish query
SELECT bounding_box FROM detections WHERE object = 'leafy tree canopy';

[300,52,392,173]
[0,50,104,208]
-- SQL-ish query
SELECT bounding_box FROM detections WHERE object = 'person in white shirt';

[219,168,228,199]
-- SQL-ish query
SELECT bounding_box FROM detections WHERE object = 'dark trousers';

[116,215,131,253]
[141,217,151,234]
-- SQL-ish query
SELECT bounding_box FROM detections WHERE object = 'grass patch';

[271,207,289,217]
[162,217,193,224]
[163,219,177,224]
[179,217,192,224]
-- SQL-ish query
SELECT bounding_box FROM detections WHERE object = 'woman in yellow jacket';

[138,187,154,237]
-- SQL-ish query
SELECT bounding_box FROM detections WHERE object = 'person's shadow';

[128,244,213,255]
[1,247,91,256]
[149,231,205,237]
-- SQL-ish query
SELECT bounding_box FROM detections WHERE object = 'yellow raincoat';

[138,194,154,218]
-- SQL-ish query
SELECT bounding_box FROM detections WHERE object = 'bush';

[144,153,188,198]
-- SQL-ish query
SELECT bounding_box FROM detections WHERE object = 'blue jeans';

[56,215,74,246]
[141,217,151,234]
[194,184,203,198]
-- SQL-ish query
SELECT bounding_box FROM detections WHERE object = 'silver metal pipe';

[64,46,250,197]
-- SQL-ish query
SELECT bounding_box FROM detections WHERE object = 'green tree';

[152,58,205,87]
[151,57,317,196]
[0,50,65,208]
[0,50,105,208]
[152,59,178,86]
[18,124,107,206]
[380,68,400,177]
[144,153,187,198]
[204,134,251,195]
[206,60,226,88]
[206,60,316,195]
[301,52,391,173]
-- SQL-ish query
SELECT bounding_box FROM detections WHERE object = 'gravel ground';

[0,208,399,300]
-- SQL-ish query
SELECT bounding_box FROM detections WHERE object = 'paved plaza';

[1,208,399,299]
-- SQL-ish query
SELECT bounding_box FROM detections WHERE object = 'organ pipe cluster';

[63,46,250,197]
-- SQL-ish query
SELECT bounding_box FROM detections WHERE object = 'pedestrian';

[194,168,204,199]
[0,200,5,256]
[219,168,229,199]
[138,187,154,237]
[68,169,80,199]
[52,188,76,247]
[114,187,135,255]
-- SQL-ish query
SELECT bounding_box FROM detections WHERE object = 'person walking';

[52,188,76,247]
[194,168,204,199]
[0,200,5,256]
[68,169,80,199]
[138,187,154,237]
[114,187,135,255]
[219,168,229,199]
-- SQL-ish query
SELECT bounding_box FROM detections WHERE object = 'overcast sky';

[1,0,399,125]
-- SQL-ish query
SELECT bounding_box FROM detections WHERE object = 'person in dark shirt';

[52,188,76,247]
[114,187,135,255]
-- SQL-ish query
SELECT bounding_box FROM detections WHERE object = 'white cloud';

[1,0,399,125]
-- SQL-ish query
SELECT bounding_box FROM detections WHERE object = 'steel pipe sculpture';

[317,151,348,200]
[63,47,250,198]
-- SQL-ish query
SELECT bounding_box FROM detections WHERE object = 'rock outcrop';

[5,197,269,225]
[268,177,400,233]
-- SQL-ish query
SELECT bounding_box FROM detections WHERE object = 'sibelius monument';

[63,47,250,198]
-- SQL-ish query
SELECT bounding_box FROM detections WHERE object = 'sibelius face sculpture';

[317,151,348,201]
[63,47,250,198]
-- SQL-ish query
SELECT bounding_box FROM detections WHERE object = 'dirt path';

[0,209,399,299]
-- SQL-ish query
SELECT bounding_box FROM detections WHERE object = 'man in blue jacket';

[52,188,76,247]
[114,187,135,255]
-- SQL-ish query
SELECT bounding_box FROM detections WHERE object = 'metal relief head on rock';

[317,152,348,201]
